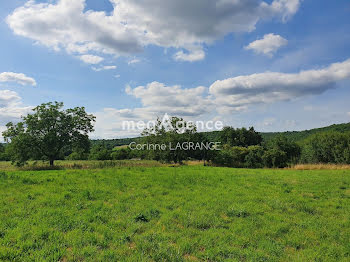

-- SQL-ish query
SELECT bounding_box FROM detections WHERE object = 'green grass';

[0,166,350,261]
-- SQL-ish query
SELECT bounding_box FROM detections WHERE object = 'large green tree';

[141,116,209,163]
[3,102,95,166]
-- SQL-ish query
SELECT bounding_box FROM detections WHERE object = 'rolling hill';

[91,122,350,148]
[261,122,350,142]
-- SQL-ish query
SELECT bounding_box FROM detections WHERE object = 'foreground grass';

[0,167,350,261]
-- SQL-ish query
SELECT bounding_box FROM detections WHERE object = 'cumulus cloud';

[93,82,213,138]
[0,90,21,107]
[210,58,350,111]
[7,0,300,62]
[7,0,142,56]
[0,90,32,137]
[245,33,288,57]
[92,58,350,137]
[125,82,212,117]
[0,72,36,86]
[79,55,104,64]
[93,108,149,139]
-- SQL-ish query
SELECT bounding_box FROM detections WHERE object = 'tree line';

[1,102,350,168]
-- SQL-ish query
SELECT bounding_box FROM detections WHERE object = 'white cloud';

[93,82,213,138]
[267,0,301,22]
[0,90,32,138]
[210,58,350,112]
[347,112,350,117]
[92,107,155,139]
[126,82,212,117]
[7,0,300,62]
[93,58,350,138]
[103,65,117,70]
[0,90,21,107]
[128,59,141,65]
[245,33,288,57]
[92,65,117,71]
[79,55,104,64]
[114,74,120,78]
[173,46,205,62]
[0,72,36,86]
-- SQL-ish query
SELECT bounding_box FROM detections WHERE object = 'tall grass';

[291,164,350,170]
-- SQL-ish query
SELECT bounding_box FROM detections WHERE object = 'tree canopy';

[219,126,262,147]
[3,102,95,166]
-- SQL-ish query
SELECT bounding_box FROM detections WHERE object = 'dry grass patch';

[291,164,350,170]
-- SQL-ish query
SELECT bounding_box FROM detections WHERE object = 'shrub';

[111,148,132,160]
[212,146,248,167]
[67,151,89,160]
[244,146,264,168]
[89,144,112,160]
[266,136,301,164]
[300,132,350,164]
[263,148,288,168]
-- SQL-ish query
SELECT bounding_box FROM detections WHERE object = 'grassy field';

[0,166,350,261]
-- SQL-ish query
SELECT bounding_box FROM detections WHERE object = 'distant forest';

[91,122,350,148]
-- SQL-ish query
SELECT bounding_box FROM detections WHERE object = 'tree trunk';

[50,159,54,167]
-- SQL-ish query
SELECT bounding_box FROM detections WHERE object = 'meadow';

[0,165,350,261]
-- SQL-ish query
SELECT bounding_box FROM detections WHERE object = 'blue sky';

[0,0,350,138]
